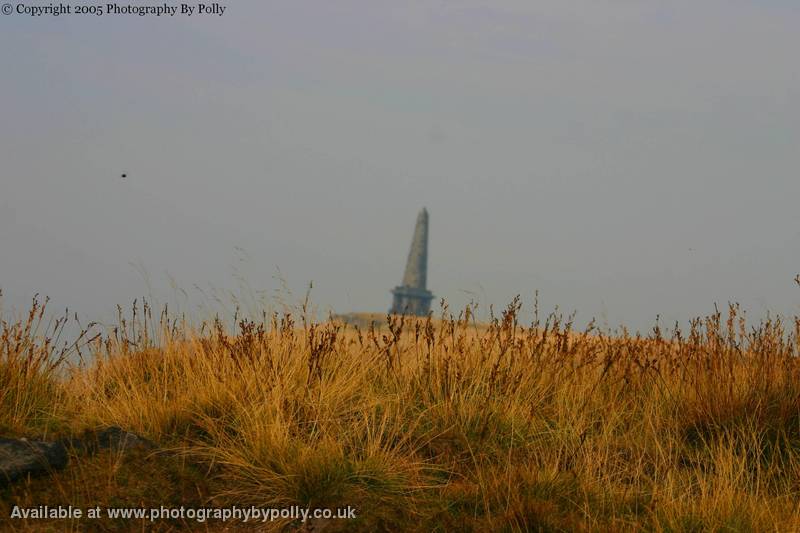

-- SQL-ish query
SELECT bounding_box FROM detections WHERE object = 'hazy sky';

[2,1,799,331]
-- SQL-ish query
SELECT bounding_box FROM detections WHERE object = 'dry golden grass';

[3,295,800,531]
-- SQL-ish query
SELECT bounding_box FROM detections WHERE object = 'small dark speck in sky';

[121,173,127,178]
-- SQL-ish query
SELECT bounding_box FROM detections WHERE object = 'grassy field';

[3,295,800,531]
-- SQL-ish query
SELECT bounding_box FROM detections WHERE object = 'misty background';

[2,1,799,332]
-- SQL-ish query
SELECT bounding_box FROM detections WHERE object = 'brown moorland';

[2,295,800,531]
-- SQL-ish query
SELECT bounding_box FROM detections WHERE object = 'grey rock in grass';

[0,437,67,485]
[66,426,156,454]
[0,426,155,486]
[93,426,156,452]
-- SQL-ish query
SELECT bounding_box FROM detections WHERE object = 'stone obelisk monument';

[390,208,434,316]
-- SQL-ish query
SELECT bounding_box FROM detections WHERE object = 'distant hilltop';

[330,312,389,328]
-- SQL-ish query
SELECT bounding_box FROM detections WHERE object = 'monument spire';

[390,208,434,316]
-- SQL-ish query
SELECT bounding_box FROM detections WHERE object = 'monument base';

[390,285,434,316]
